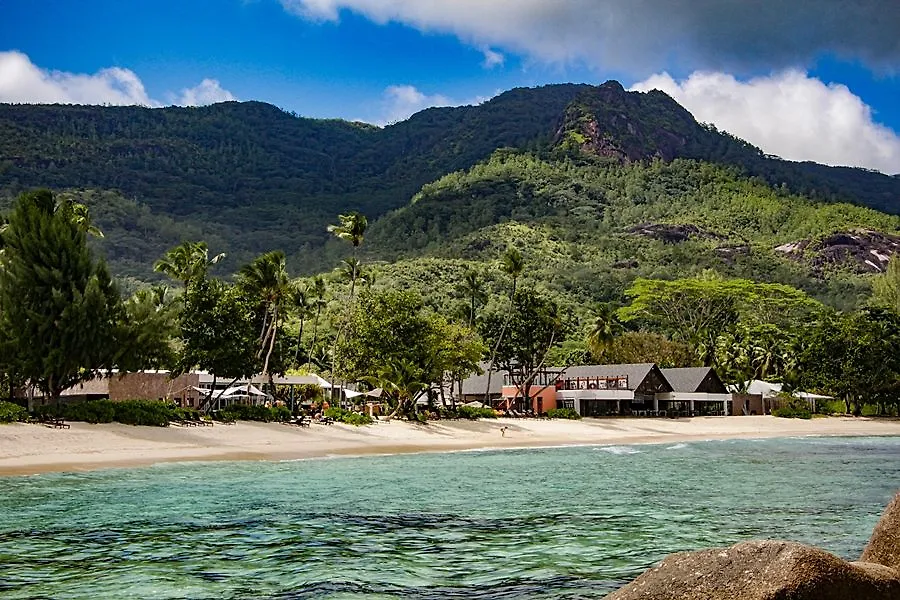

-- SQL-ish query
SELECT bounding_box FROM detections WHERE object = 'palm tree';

[291,283,310,368]
[484,247,525,403]
[238,250,289,386]
[306,276,327,371]
[587,304,621,360]
[154,241,225,289]
[54,194,104,238]
[327,212,368,400]
[365,358,429,421]
[461,268,487,328]
[327,212,368,301]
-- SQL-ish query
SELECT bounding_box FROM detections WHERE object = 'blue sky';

[1,0,899,172]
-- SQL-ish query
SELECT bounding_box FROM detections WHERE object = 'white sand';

[1,416,899,476]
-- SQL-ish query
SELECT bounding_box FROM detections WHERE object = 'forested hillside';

[1,81,898,284]
[367,153,900,313]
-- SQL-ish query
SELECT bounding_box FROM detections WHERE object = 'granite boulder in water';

[605,492,900,600]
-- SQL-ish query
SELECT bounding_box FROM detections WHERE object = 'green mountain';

[1,81,898,306]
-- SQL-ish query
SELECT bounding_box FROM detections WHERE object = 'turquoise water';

[1,437,898,599]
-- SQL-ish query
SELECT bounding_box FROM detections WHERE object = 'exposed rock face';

[605,492,900,600]
[775,230,900,274]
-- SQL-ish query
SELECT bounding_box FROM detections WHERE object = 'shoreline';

[2,415,900,477]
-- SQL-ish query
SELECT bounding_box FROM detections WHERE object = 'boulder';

[605,492,900,600]
[862,493,900,571]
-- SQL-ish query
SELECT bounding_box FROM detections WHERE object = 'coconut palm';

[327,212,368,399]
[461,268,488,328]
[291,283,310,368]
[328,212,368,300]
[364,358,429,420]
[484,247,525,403]
[305,276,327,371]
[154,241,225,289]
[587,304,622,360]
[238,250,290,385]
[54,194,104,238]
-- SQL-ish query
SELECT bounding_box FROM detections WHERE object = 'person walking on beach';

[500,426,508,437]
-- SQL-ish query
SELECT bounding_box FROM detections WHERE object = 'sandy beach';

[1,415,899,476]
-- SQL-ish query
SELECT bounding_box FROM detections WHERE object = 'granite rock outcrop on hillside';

[605,491,900,600]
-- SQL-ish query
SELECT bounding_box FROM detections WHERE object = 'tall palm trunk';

[484,278,517,404]
[306,305,322,371]
[294,314,305,367]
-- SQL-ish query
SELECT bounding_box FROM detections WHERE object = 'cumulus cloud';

[279,0,900,74]
[631,70,900,174]
[0,51,236,107]
[379,84,452,124]
[177,78,237,106]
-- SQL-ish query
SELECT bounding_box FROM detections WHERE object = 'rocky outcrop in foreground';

[605,492,900,600]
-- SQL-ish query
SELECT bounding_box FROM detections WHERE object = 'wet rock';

[605,492,900,600]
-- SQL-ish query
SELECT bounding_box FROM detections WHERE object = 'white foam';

[597,445,642,455]
[665,443,688,450]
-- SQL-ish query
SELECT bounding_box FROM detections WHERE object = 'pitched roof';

[559,364,657,391]
[661,367,719,393]
[461,362,502,396]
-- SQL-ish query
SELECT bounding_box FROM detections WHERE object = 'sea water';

[1,436,898,599]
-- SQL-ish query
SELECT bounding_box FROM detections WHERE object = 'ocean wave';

[597,446,642,455]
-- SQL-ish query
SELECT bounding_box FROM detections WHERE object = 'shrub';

[0,401,27,423]
[324,407,373,426]
[270,405,292,422]
[457,405,497,420]
[772,396,812,419]
[221,403,274,422]
[113,400,173,427]
[64,400,116,424]
[547,407,582,420]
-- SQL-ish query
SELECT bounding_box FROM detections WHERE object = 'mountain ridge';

[0,81,898,287]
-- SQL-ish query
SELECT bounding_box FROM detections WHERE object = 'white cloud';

[379,84,452,124]
[178,78,237,106]
[279,1,900,74]
[630,70,900,174]
[481,48,504,69]
[0,51,236,108]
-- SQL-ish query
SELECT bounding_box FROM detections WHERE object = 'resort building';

[483,363,737,416]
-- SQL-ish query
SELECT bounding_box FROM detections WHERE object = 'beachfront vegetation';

[0,401,27,423]
[324,407,373,426]
[547,408,582,420]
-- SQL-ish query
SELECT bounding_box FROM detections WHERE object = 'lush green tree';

[0,189,121,405]
[177,277,259,410]
[480,289,569,408]
[618,275,818,365]
[338,289,483,418]
[599,331,696,368]
[154,241,225,289]
[798,308,900,415]
[873,257,900,314]
[115,285,180,372]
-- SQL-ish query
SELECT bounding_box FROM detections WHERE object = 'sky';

[1,0,900,173]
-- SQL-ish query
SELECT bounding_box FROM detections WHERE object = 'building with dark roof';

[464,363,734,416]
